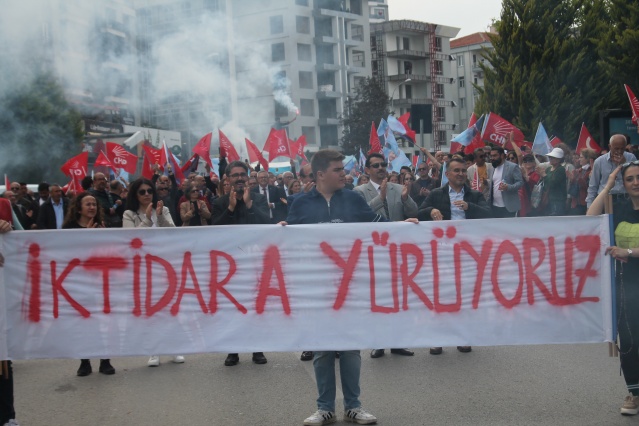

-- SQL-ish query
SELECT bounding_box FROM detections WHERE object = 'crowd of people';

[1,134,638,425]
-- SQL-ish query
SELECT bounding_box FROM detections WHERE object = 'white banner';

[0,216,612,360]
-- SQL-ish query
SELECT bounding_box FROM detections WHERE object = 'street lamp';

[390,78,411,112]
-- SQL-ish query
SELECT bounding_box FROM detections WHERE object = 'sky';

[388,0,504,38]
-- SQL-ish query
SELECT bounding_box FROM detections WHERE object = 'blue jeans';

[313,350,361,412]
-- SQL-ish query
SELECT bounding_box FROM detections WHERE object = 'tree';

[0,72,84,183]
[599,0,639,107]
[476,0,613,146]
[340,77,389,155]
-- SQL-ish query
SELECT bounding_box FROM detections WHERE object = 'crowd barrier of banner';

[0,216,613,360]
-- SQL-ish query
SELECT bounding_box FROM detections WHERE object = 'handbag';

[530,180,544,209]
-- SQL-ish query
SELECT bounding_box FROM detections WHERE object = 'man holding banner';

[284,150,387,426]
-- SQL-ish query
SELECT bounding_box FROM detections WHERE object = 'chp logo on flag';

[68,161,87,176]
[110,145,130,166]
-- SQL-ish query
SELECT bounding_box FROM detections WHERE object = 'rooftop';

[450,32,492,49]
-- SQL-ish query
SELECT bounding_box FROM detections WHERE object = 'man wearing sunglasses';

[466,147,493,201]
[355,153,418,360]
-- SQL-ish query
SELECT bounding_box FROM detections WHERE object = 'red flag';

[246,138,269,170]
[4,174,9,190]
[219,130,240,162]
[105,142,138,174]
[60,152,89,190]
[181,153,200,175]
[192,132,213,168]
[95,151,116,172]
[368,122,383,155]
[292,135,308,162]
[625,84,639,125]
[576,123,601,154]
[482,113,525,146]
[398,112,417,142]
[549,136,563,147]
[142,144,163,179]
[266,128,292,160]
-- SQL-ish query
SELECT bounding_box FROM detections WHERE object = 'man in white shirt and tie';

[252,171,283,223]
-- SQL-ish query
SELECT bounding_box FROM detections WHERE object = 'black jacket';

[212,192,270,225]
[251,184,285,222]
[418,184,492,221]
[36,198,69,229]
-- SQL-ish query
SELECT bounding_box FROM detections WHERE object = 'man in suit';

[466,147,493,201]
[354,153,418,359]
[488,146,523,217]
[418,157,492,355]
[211,161,270,367]
[252,171,284,223]
[36,184,68,229]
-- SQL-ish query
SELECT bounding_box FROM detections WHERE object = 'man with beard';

[466,147,493,201]
[211,160,270,366]
[488,147,523,217]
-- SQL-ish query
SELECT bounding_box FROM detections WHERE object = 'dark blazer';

[418,184,492,221]
[37,198,69,229]
[251,184,285,222]
[212,192,270,225]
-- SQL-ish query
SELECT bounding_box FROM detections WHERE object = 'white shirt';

[492,164,505,207]
[370,180,381,194]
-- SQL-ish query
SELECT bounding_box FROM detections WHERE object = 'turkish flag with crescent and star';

[576,123,601,154]
[266,128,292,160]
[105,142,138,174]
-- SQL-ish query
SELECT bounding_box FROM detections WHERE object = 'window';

[300,99,315,116]
[295,0,308,5]
[459,77,465,88]
[434,60,443,75]
[352,24,364,41]
[404,61,413,74]
[373,8,386,20]
[405,85,412,99]
[272,43,285,62]
[297,43,312,61]
[474,76,478,85]
[270,15,283,34]
[437,107,446,121]
[403,37,410,50]
[435,37,442,52]
[435,83,444,99]
[296,16,310,34]
[352,50,365,67]
[460,98,466,109]
[302,126,316,145]
[473,54,477,64]
[299,71,313,89]
[457,55,464,67]
[437,130,447,143]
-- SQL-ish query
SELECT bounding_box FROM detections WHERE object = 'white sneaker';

[303,409,336,425]
[622,395,639,415]
[3,420,20,426]
[344,407,377,424]
[172,355,185,363]
[147,356,160,367]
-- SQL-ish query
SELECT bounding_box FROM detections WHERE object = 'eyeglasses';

[369,162,388,169]
[94,177,107,181]
[157,187,168,191]
[137,189,154,195]
[417,167,427,171]
[229,172,248,179]
[10,187,19,191]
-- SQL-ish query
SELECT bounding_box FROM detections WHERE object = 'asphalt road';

[10,344,635,426]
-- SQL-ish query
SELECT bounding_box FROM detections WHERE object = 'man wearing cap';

[586,134,637,207]
[488,147,523,217]
[537,147,568,216]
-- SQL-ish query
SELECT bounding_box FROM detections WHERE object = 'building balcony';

[386,50,430,60]
[388,73,430,83]
[317,85,342,99]
[472,62,484,72]
[313,8,362,22]
[314,35,338,45]
[318,117,340,126]
[316,63,341,72]
[392,98,433,107]
[346,63,366,74]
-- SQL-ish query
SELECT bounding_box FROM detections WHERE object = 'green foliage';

[0,72,83,183]
[340,77,390,155]
[476,0,614,146]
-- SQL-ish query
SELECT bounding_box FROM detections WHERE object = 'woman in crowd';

[180,183,211,226]
[288,179,302,196]
[537,148,567,216]
[122,179,183,367]
[388,173,400,184]
[518,154,541,217]
[357,174,370,186]
[218,177,231,196]
[62,193,115,377]
[569,148,597,215]
[587,161,639,416]
[506,152,518,164]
